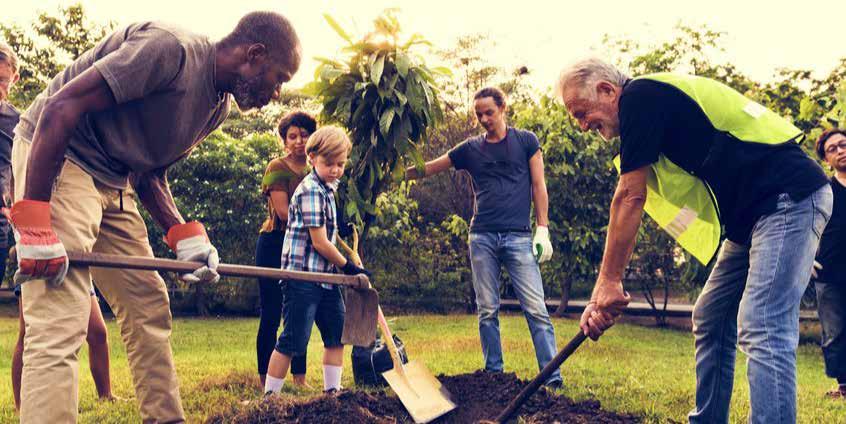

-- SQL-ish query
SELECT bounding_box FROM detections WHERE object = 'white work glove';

[165,221,220,283]
[811,261,822,280]
[533,226,553,263]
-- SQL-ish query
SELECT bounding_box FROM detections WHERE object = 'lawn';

[0,312,842,423]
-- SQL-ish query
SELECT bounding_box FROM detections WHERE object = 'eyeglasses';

[825,140,846,155]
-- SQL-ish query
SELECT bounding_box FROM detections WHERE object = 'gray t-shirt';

[0,102,17,247]
[16,22,231,189]
[448,127,540,233]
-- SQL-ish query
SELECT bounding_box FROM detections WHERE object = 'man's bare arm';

[131,169,184,232]
[405,154,453,180]
[597,166,649,282]
[26,67,116,201]
[528,150,549,227]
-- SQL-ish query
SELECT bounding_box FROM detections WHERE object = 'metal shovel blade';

[341,287,379,347]
[382,361,456,423]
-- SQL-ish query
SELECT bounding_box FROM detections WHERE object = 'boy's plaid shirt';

[281,170,339,289]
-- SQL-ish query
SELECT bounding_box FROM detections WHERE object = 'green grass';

[0,313,842,423]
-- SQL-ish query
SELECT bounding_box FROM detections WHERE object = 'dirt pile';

[207,370,640,423]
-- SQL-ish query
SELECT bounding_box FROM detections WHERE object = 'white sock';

[323,365,343,391]
[264,375,285,394]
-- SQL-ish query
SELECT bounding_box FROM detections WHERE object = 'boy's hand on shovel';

[580,277,630,340]
[340,260,370,278]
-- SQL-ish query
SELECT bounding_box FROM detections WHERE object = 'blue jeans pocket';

[812,186,833,239]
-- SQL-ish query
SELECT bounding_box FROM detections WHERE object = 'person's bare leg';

[265,350,292,393]
[267,350,292,379]
[86,295,113,400]
[12,300,24,413]
[292,373,309,387]
[291,353,310,388]
[323,347,343,367]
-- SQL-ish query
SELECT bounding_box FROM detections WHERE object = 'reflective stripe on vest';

[617,74,802,264]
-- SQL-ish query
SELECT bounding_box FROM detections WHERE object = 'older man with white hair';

[556,58,831,424]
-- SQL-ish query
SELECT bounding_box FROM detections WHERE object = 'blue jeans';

[689,187,833,424]
[469,231,561,384]
[275,281,345,356]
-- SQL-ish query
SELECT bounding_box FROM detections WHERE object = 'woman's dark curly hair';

[277,111,317,139]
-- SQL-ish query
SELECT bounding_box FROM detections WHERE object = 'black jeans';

[816,281,846,379]
[0,242,8,289]
[255,231,306,375]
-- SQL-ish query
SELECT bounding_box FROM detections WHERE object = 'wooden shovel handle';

[67,251,371,290]
[495,331,588,423]
[376,305,406,375]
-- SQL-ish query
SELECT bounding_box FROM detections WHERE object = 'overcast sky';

[6,0,846,93]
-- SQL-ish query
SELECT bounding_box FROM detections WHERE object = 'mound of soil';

[439,371,639,423]
[207,371,640,423]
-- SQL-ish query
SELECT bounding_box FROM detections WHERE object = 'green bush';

[140,131,281,314]
[363,182,473,312]
[511,96,618,306]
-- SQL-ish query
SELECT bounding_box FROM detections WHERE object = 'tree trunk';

[659,276,670,326]
[639,278,662,326]
[463,270,476,313]
[554,278,572,317]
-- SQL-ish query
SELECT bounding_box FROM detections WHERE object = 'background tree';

[511,96,616,314]
[306,10,447,244]
[0,3,114,107]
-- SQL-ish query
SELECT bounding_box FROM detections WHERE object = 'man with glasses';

[813,129,846,400]
[405,86,562,388]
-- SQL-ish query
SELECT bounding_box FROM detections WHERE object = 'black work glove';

[340,260,371,278]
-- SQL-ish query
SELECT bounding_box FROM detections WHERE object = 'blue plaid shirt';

[281,170,339,289]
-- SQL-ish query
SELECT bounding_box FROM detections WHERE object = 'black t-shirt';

[448,127,540,233]
[619,79,828,243]
[816,177,846,284]
[0,102,17,208]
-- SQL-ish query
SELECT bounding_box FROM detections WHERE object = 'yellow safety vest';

[616,73,802,264]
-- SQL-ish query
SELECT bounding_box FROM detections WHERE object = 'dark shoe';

[545,380,564,390]
[825,386,846,399]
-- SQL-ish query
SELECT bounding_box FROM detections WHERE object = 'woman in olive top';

[256,111,315,387]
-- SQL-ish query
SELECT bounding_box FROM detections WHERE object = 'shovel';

[66,251,379,347]
[338,232,457,423]
[494,331,587,423]
[377,306,456,423]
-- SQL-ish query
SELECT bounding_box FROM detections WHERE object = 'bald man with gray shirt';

[9,13,301,423]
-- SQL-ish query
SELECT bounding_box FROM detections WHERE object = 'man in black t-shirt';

[813,129,846,400]
[556,58,832,424]
[405,87,561,387]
